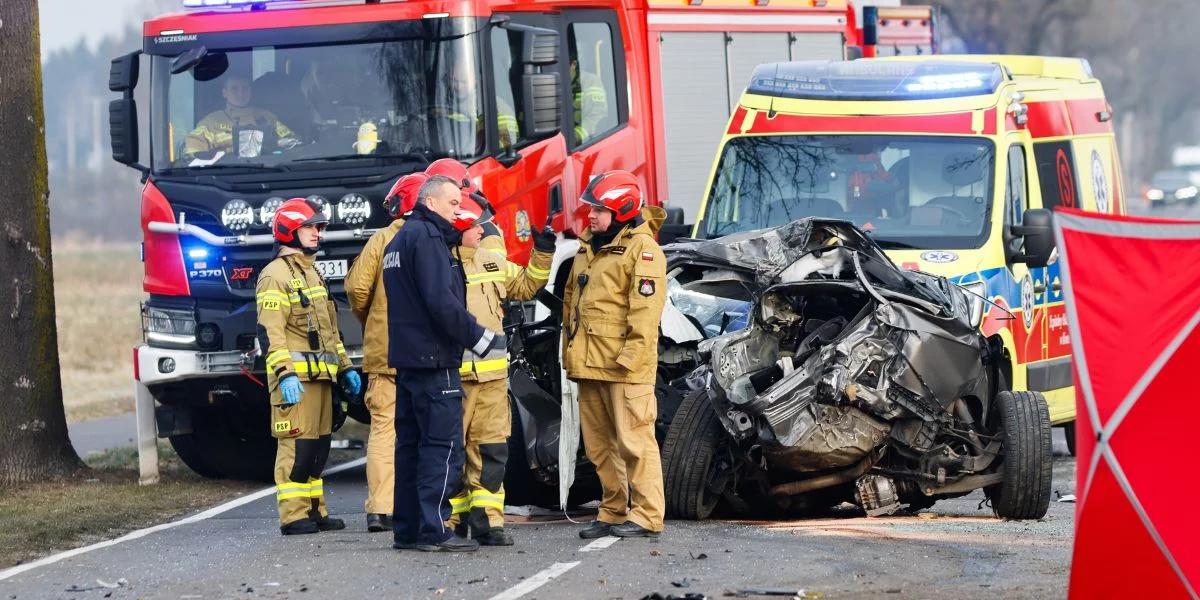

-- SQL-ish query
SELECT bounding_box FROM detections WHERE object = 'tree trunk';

[0,0,83,483]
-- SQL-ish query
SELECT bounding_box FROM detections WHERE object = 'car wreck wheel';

[663,389,730,520]
[986,390,1053,520]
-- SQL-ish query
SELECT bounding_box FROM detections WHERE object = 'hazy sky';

[39,0,147,54]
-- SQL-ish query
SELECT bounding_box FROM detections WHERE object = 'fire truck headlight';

[259,197,284,227]
[338,193,372,227]
[306,195,333,221]
[220,199,254,233]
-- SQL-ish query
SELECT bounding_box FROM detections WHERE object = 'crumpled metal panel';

[761,404,890,472]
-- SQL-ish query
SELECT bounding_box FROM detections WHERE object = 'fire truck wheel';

[168,407,275,482]
[986,390,1053,520]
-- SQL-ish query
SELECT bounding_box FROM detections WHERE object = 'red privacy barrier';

[1055,208,1200,599]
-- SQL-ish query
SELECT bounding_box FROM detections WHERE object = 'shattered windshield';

[149,19,485,171]
[699,135,996,249]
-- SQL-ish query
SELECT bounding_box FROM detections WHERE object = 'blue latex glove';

[279,375,303,405]
[342,370,362,396]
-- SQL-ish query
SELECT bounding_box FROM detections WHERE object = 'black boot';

[578,520,613,539]
[312,514,346,531]
[280,519,319,536]
[407,534,479,552]
[367,513,392,533]
[611,521,659,538]
[474,527,514,546]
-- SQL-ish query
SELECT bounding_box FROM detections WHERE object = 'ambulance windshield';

[149,18,485,172]
[700,135,995,249]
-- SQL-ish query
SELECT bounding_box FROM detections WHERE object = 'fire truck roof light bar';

[747,60,1005,102]
[147,220,378,247]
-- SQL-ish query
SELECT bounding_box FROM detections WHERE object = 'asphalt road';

[2,432,1077,600]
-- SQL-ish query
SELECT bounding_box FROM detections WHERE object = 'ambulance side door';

[1028,139,1076,413]
[481,12,571,265]
[1002,141,1045,381]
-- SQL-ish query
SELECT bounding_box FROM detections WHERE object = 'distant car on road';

[1145,170,1199,207]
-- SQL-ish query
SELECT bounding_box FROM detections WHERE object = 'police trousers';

[393,367,466,545]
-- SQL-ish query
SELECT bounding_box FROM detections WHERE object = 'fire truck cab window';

[490,26,523,149]
[568,22,619,146]
[149,20,488,170]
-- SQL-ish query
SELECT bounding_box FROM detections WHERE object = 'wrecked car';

[658,218,1053,520]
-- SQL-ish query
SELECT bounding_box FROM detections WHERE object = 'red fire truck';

[110,0,935,479]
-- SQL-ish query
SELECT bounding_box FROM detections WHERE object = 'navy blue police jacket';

[383,203,491,369]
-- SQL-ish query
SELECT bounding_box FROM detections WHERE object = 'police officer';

[345,172,428,533]
[424,159,508,252]
[184,75,299,159]
[562,171,668,539]
[256,197,362,535]
[445,201,555,546]
[383,175,504,552]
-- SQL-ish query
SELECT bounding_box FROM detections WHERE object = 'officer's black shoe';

[611,521,660,538]
[367,513,392,533]
[280,519,319,536]
[415,534,480,552]
[474,528,514,546]
[454,521,469,538]
[578,520,614,539]
[312,515,346,531]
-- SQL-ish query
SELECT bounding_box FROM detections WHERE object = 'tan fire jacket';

[456,244,553,382]
[345,218,405,375]
[256,251,352,392]
[184,106,296,156]
[562,206,667,385]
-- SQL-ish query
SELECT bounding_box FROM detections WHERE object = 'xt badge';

[638,278,656,297]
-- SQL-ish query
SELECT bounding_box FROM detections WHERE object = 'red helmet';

[426,158,476,194]
[273,198,329,246]
[451,196,493,231]
[384,172,429,218]
[581,170,642,222]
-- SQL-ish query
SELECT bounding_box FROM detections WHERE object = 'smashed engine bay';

[660,218,1032,518]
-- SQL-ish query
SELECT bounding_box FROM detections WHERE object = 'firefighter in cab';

[184,74,299,160]
[562,170,668,539]
[344,172,428,533]
[256,197,362,536]
[445,199,556,546]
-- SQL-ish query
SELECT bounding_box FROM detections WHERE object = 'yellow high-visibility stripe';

[467,272,507,284]
[308,478,324,497]
[266,350,292,369]
[526,264,550,279]
[449,495,470,515]
[461,357,507,375]
[276,482,310,501]
[293,361,340,377]
[336,343,346,355]
[469,490,505,511]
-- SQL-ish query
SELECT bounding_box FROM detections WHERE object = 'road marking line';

[488,561,580,600]
[0,457,367,582]
[579,535,620,552]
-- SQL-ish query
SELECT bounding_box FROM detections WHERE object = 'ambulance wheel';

[986,390,1053,520]
[663,389,729,520]
[1063,421,1077,456]
[169,407,275,482]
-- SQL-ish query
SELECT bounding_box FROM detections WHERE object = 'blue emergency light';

[747,60,1006,101]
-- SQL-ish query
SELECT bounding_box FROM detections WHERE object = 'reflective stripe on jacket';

[457,244,553,382]
[256,252,351,391]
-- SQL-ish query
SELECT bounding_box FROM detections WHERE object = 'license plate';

[316,259,348,280]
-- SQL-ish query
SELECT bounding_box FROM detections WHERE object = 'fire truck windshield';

[149,21,485,172]
[699,135,996,250]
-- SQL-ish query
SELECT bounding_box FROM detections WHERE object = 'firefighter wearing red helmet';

[562,170,668,539]
[344,173,427,532]
[443,203,555,546]
[256,197,361,535]
[425,160,507,255]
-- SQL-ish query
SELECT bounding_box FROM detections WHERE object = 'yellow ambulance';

[691,55,1126,451]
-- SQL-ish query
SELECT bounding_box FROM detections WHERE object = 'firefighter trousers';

[364,373,396,515]
[271,381,333,527]
[393,367,466,545]
[577,379,665,532]
[447,378,510,533]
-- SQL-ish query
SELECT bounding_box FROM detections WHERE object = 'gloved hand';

[279,375,303,405]
[532,215,557,253]
[341,370,362,397]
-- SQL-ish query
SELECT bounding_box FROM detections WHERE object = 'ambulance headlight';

[959,281,987,329]
[259,197,284,226]
[337,193,372,227]
[1176,186,1198,200]
[220,199,254,233]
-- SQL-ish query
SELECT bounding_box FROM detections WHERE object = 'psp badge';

[638,278,656,297]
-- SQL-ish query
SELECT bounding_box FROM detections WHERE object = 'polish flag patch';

[641,252,654,261]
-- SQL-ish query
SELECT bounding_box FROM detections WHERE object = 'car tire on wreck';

[662,389,727,520]
[987,390,1053,520]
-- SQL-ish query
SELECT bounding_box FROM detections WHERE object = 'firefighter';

[345,172,429,533]
[383,175,505,552]
[562,170,667,539]
[256,197,362,536]
[570,58,609,144]
[445,200,556,546]
[184,75,299,159]
[425,159,507,255]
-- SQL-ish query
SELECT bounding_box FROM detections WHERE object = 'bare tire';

[663,390,726,520]
[1063,421,1077,456]
[168,408,275,482]
[987,390,1053,519]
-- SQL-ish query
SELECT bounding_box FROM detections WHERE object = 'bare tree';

[0,0,82,483]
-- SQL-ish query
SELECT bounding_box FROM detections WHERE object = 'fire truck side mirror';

[521,73,562,138]
[109,51,140,92]
[108,50,148,174]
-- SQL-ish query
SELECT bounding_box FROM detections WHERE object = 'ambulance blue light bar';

[747,60,1006,101]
